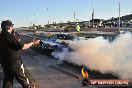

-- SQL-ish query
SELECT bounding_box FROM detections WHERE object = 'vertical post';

[92,0,94,27]
[33,13,36,26]
[46,8,49,25]
[119,1,121,29]
[74,11,76,23]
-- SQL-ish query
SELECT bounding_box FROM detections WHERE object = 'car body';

[40,33,77,54]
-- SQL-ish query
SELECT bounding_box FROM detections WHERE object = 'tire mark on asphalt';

[24,65,40,88]
[49,65,80,79]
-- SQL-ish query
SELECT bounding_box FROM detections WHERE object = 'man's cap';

[1,20,14,28]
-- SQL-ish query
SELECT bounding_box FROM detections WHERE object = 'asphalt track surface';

[0,33,131,88]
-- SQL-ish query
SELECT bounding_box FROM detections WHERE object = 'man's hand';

[32,38,40,45]
[22,38,40,50]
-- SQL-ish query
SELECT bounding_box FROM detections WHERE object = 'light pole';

[74,10,76,23]
[46,8,49,25]
[92,0,94,27]
[118,1,121,29]
[33,13,36,26]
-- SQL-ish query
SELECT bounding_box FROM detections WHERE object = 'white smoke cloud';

[52,32,132,79]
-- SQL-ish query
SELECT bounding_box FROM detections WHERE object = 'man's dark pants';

[2,64,31,88]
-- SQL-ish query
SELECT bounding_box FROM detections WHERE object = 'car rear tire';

[53,45,61,53]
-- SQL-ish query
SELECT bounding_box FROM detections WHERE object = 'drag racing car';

[40,33,78,54]
[40,32,117,55]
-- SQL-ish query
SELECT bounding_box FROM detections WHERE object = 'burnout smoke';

[52,32,132,79]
